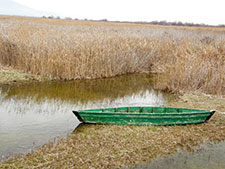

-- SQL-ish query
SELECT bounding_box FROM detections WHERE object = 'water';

[0,74,168,161]
[129,141,225,169]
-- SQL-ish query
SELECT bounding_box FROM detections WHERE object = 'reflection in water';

[0,74,168,161]
[0,97,78,161]
[0,74,165,104]
[130,142,225,169]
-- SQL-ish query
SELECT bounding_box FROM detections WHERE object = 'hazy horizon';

[0,0,224,25]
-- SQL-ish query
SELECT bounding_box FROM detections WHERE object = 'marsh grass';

[0,16,224,95]
[1,112,224,168]
[0,16,224,168]
[0,65,49,85]
[154,40,225,95]
[0,91,224,168]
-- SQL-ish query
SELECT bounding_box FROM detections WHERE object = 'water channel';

[129,141,225,169]
[0,74,169,161]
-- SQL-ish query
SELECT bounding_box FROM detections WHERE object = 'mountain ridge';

[0,0,57,17]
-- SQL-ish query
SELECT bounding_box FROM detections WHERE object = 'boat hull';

[73,107,215,126]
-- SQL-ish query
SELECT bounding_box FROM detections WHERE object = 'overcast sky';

[3,0,225,25]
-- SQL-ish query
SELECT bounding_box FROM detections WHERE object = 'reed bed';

[0,16,224,95]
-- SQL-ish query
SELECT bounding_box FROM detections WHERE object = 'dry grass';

[154,39,225,95]
[0,64,50,85]
[0,93,224,169]
[0,16,224,95]
[1,114,224,169]
[0,16,224,168]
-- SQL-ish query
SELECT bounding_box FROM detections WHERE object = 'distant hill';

[0,0,57,17]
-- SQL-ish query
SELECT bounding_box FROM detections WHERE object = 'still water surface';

[130,141,225,169]
[0,74,168,160]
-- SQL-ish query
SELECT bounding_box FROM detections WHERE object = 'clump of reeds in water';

[0,16,224,95]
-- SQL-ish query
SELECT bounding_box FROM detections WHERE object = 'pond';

[129,141,225,169]
[0,74,169,161]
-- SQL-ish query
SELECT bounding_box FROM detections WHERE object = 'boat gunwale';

[72,107,215,126]
[76,106,214,114]
[77,111,213,116]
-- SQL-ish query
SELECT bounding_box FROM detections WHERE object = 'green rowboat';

[72,107,215,126]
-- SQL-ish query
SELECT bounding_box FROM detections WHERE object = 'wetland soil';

[0,67,224,168]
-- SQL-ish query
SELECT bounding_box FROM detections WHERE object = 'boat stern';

[205,110,216,122]
[72,111,84,122]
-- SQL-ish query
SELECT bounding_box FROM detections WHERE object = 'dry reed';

[0,16,224,95]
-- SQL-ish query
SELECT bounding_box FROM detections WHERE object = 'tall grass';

[155,40,225,95]
[0,16,224,95]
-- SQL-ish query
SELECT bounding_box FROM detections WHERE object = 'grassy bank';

[0,93,224,168]
[0,16,224,168]
[0,16,224,95]
[0,65,50,85]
